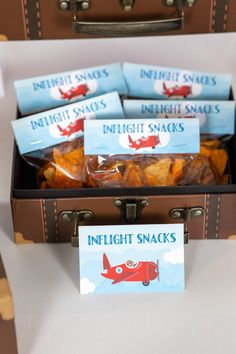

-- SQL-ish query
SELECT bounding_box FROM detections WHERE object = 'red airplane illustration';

[58,83,89,100]
[163,82,192,98]
[101,253,159,286]
[128,135,160,150]
[57,118,84,138]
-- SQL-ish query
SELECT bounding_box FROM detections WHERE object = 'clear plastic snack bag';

[12,92,125,189]
[83,118,217,188]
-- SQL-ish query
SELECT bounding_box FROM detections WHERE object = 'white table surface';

[1,34,236,354]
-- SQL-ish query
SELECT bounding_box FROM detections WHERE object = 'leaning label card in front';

[84,118,200,155]
[79,224,185,294]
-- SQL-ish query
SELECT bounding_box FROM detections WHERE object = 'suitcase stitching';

[53,200,59,242]
[205,194,210,238]
[23,0,30,39]
[210,0,217,32]
[35,1,42,38]
[215,196,221,238]
[42,199,49,242]
[223,1,229,31]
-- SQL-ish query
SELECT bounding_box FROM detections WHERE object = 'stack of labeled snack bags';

[12,62,234,189]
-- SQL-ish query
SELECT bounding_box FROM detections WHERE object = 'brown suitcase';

[1,0,236,40]
[8,2,236,245]
[11,101,236,245]
[0,254,18,354]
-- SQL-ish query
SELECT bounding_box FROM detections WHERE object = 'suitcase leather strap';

[211,0,229,33]
[23,0,42,39]
[42,199,59,243]
[205,194,221,239]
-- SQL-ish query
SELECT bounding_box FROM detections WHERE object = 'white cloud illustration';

[80,278,96,295]
[163,247,184,264]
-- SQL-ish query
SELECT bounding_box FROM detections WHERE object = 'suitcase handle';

[72,16,183,36]
[58,0,185,36]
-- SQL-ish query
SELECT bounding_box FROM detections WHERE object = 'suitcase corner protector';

[14,232,34,244]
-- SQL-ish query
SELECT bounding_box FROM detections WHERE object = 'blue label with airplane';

[123,63,232,100]
[15,63,128,115]
[84,118,200,155]
[12,92,125,155]
[123,100,235,135]
[79,224,185,294]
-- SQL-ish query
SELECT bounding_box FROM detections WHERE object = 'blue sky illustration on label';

[123,63,232,100]
[15,63,128,115]
[12,92,125,155]
[84,118,200,155]
[79,224,185,294]
[123,100,235,135]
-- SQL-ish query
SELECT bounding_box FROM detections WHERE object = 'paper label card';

[84,118,200,155]
[123,100,235,135]
[12,92,124,155]
[123,62,231,100]
[79,224,185,294]
[14,63,128,115]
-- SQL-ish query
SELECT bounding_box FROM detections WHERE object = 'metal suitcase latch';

[114,199,149,223]
[58,0,91,13]
[165,0,196,7]
[121,0,135,12]
[60,210,95,247]
[58,0,135,12]
[170,207,204,244]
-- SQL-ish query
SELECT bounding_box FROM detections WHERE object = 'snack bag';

[15,63,128,115]
[123,100,235,136]
[123,100,232,184]
[12,92,125,189]
[84,118,205,188]
[123,63,232,100]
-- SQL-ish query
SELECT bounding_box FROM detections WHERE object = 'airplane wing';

[128,135,133,145]
[112,271,138,285]
[57,124,64,134]
[103,253,111,270]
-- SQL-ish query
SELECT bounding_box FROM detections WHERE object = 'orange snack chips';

[39,139,85,189]
[39,138,229,189]
[86,140,229,188]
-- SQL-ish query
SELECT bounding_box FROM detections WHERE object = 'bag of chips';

[12,92,125,189]
[83,118,224,188]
